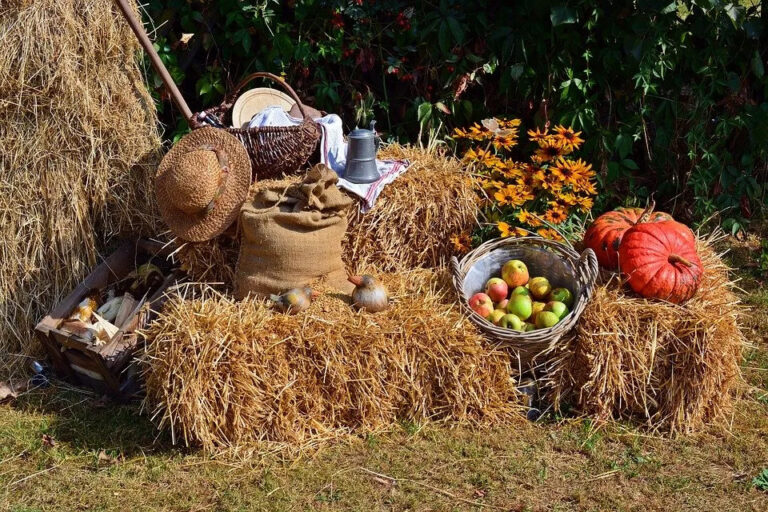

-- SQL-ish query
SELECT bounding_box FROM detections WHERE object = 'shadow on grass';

[10,383,186,458]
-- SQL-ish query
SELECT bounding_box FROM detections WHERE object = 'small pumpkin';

[583,206,672,269]
[618,220,703,304]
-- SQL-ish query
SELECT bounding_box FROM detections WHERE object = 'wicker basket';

[451,236,598,368]
[189,72,321,180]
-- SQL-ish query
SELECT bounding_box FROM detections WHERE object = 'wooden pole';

[114,0,194,121]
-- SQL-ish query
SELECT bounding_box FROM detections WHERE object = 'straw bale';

[0,0,161,377]
[546,232,745,434]
[345,144,479,273]
[171,146,478,288]
[141,270,523,454]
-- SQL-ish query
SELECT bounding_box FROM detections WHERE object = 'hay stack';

[0,0,161,377]
[176,151,478,288]
[345,144,478,273]
[546,232,745,434]
[141,270,523,453]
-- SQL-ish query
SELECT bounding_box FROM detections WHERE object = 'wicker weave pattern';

[451,236,598,368]
[189,72,321,180]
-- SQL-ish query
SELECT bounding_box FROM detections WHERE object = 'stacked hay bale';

[141,270,523,453]
[345,144,478,273]
[175,146,479,288]
[546,233,745,433]
[0,0,161,376]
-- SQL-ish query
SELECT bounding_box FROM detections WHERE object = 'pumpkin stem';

[668,254,693,267]
[636,200,656,224]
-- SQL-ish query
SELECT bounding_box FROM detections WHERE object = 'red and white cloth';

[249,106,410,212]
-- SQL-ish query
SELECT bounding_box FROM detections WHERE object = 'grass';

[1,237,768,511]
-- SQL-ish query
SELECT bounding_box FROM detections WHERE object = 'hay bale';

[141,270,523,453]
[546,232,745,434]
[345,144,478,273]
[0,0,161,377]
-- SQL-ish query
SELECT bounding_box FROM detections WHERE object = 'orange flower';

[534,139,565,162]
[555,191,579,205]
[537,227,564,241]
[575,195,595,212]
[516,209,543,227]
[493,185,523,206]
[450,232,472,253]
[553,125,585,152]
[543,206,569,224]
[527,127,549,143]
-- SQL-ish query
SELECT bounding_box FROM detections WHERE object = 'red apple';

[484,277,509,303]
[468,292,494,318]
[501,260,529,288]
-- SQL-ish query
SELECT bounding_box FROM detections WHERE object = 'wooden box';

[35,239,180,400]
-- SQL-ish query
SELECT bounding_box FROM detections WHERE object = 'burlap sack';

[235,165,354,298]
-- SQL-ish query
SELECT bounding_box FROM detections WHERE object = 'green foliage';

[754,468,768,491]
[142,0,768,225]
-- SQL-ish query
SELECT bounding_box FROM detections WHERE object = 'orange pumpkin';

[583,207,672,269]
[618,220,702,304]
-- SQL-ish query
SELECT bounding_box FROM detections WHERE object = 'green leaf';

[752,51,764,79]
[551,6,577,26]
[417,102,433,123]
[438,21,450,54]
[446,16,465,44]
[615,134,632,160]
[621,158,639,170]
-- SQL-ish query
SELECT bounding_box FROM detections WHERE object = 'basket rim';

[451,235,598,345]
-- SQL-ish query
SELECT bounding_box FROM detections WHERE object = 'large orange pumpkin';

[583,207,672,269]
[618,220,703,304]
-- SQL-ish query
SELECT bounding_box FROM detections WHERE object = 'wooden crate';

[35,239,181,400]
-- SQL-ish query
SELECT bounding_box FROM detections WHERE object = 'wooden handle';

[113,0,193,121]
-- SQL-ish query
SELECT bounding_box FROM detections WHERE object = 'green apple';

[528,276,552,300]
[488,309,506,325]
[548,287,574,308]
[510,286,530,297]
[523,322,536,332]
[535,311,560,329]
[545,301,569,320]
[506,294,533,321]
[500,313,523,330]
[501,260,529,288]
[496,299,509,310]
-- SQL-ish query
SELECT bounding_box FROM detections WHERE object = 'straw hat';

[231,87,295,128]
[155,127,251,242]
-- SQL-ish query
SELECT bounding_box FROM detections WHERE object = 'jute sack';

[235,165,354,298]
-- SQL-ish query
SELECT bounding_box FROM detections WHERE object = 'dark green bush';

[143,0,767,227]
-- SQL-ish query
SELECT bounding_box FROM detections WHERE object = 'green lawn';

[2,237,768,512]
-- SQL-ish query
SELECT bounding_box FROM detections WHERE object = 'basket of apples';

[451,236,598,367]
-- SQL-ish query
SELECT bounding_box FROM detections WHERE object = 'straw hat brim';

[156,127,251,242]
[231,88,296,128]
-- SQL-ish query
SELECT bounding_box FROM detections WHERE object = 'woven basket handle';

[575,248,599,298]
[221,72,309,119]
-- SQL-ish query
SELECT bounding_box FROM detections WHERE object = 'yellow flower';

[450,232,472,253]
[516,209,543,227]
[493,185,527,206]
[537,228,564,241]
[575,195,594,212]
[498,221,512,238]
[527,127,549,143]
[553,125,585,152]
[534,139,565,162]
[556,191,579,206]
[492,133,518,151]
